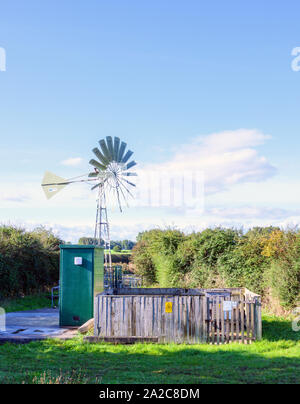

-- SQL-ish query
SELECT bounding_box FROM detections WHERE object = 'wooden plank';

[256,298,262,340]
[108,297,112,337]
[251,301,255,341]
[161,296,166,343]
[211,299,215,345]
[147,297,152,337]
[125,297,130,337]
[241,298,245,344]
[195,295,200,343]
[142,296,146,337]
[181,297,186,343]
[102,296,106,337]
[129,296,133,337]
[173,296,178,343]
[149,297,154,337]
[220,297,224,344]
[186,297,190,343]
[246,302,250,344]
[153,297,157,339]
[135,296,140,337]
[235,301,240,343]
[216,297,220,345]
[193,296,197,344]
[120,297,124,337]
[225,309,230,344]
[157,296,162,342]
[225,296,230,344]
[170,296,175,343]
[171,296,176,343]
[166,296,171,342]
[112,298,117,337]
[202,296,207,343]
[230,300,234,343]
[190,296,194,343]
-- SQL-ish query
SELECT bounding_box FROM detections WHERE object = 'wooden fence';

[94,290,262,344]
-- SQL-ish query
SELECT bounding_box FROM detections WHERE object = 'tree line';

[0,226,61,299]
[78,237,136,250]
[132,227,300,312]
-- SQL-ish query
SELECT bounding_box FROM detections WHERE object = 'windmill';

[41,136,137,273]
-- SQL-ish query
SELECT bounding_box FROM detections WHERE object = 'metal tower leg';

[94,185,112,277]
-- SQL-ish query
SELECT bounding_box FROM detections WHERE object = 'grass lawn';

[0,313,299,384]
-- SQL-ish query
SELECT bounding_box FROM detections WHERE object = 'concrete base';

[0,308,78,344]
[84,336,159,344]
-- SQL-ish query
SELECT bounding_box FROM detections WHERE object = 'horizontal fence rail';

[95,293,262,344]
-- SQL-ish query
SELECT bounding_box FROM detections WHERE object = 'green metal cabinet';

[59,245,104,326]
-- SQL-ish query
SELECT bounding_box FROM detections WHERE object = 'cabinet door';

[60,249,93,326]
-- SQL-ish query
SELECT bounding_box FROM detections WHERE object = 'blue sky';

[0,0,300,241]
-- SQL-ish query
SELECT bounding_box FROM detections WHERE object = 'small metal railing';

[104,266,142,289]
[51,285,60,308]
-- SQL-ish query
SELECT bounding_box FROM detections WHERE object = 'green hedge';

[132,227,300,310]
[0,226,62,299]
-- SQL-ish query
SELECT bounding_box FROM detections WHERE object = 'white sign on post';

[223,301,237,312]
[0,308,5,332]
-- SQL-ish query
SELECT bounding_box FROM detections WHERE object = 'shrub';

[176,228,239,288]
[0,225,62,299]
[263,230,300,308]
[218,232,269,294]
[131,241,156,285]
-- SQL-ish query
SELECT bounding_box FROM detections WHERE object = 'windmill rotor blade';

[113,137,120,161]
[126,161,137,170]
[91,177,107,191]
[89,159,106,171]
[115,185,123,212]
[99,139,112,161]
[117,141,127,162]
[116,180,130,207]
[91,182,101,191]
[122,178,136,187]
[122,150,134,164]
[118,177,135,198]
[106,136,115,161]
[92,147,109,166]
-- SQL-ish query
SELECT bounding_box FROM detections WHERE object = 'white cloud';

[60,157,83,167]
[140,129,276,195]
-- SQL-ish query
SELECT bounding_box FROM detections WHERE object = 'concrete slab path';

[0,308,78,343]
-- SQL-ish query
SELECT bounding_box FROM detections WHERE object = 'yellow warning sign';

[165,302,173,313]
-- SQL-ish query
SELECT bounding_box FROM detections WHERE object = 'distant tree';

[113,245,121,252]
[78,237,103,246]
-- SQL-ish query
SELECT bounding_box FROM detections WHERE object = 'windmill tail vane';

[41,136,137,272]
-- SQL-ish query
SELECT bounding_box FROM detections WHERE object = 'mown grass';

[0,293,56,313]
[0,313,299,384]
